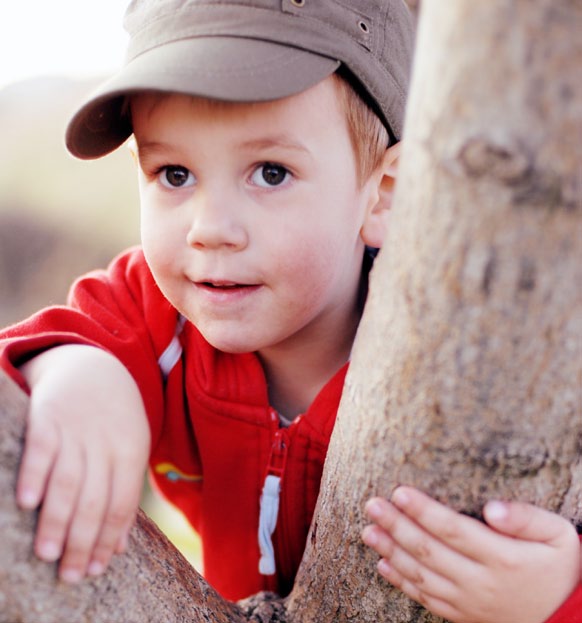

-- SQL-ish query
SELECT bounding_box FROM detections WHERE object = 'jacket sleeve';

[0,247,176,447]
[543,535,582,623]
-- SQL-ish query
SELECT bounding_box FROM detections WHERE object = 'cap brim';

[66,36,340,159]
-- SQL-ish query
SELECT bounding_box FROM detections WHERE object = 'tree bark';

[0,1,580,622]
[286,0,582,621]
[0,371,253,623]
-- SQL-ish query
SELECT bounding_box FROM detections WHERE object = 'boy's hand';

[362,487,581,623]
[16,345,150,583]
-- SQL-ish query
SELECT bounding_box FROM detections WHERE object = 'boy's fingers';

[376,546,461,620]
[362,524,396,559]
[34,438,83,564]
[58,448,109,582]
[369,488,496,562]
[89,458,142,570]
[365,495,478,581]
[115,515,135,554]
[16,417,59,509]
[483,500,577,545]
[377,557,462,623]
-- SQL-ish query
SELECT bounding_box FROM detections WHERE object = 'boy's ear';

[360,142,401,249]
[127,137,138,166]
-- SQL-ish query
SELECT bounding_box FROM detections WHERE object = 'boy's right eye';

[158,166,195,189]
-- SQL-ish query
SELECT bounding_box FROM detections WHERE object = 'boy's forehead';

[131,75,347,128]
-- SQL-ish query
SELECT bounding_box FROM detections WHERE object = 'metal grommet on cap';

[358,20,370,34]
[290,0,305,7]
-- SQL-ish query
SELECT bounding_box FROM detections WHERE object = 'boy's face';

[132,77,386,357]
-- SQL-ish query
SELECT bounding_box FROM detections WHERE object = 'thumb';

[483,500,572,544]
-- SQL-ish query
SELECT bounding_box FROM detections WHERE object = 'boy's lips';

[192,279,262,300]
[195,279,258,289]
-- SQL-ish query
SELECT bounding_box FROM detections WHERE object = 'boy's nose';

[186,193,248,251]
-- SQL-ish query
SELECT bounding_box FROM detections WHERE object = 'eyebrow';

[135,141,172,158]
[134,141,181,168]
[134,135,313,164]
[238,135,311,155]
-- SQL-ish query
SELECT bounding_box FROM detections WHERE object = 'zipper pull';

[266,426,288,479]
[258,428,289,575]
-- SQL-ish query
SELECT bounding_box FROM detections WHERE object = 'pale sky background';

[0,1,129,89]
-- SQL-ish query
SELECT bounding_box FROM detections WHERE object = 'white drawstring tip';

[258,474,281,575]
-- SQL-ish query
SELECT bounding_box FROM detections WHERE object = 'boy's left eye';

[250,163,291,188]
[158,165,195,189]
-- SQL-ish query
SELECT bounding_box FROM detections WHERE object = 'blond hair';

[332,72,390,185]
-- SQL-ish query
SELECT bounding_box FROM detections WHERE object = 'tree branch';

[0,370,248,623]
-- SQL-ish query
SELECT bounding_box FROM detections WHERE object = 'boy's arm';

[362,487,581,623]
[0,249,174,582]
[17,344,150,583]
[0,248,172,444]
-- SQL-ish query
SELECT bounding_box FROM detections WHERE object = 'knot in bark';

[459,135,533,184]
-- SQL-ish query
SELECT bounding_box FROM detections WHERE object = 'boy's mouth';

[200,281,251,289]
[195,280,260,294]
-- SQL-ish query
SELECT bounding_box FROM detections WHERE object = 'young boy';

[0,1,580,621]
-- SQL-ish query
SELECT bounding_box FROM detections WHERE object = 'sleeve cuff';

[545,583,582,623]
[0,332,101,393]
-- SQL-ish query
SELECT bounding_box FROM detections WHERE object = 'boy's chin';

[198,328,260,355]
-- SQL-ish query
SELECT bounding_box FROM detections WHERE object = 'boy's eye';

[158,166,195,189]
[251,163,290,188]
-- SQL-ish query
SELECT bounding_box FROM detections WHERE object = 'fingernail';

[60,568,83,584]
[378,559,392,576]
[18,489,38,509]
[37,541,61,562]
[391,487,410,507]
[365,500,383,520]
[362,526,378,547]
[486,500,508,521]
[87,561,105,577]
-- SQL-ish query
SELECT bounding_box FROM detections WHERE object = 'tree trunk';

[0,1,580,622]
[286,0,582,621]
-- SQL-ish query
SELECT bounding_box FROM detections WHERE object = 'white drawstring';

[158,315,186,378]
[258,474,281,575]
